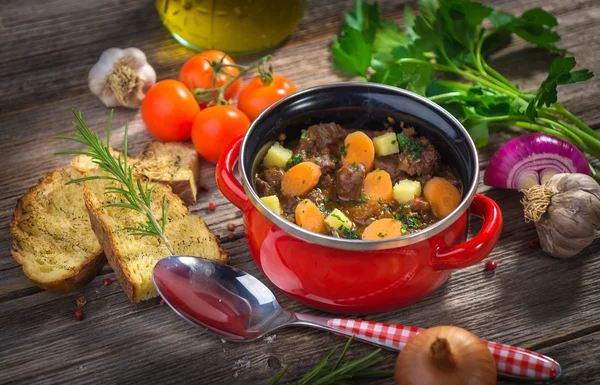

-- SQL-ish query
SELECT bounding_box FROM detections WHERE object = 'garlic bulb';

[521,173,600,258]
[88,48,156,109]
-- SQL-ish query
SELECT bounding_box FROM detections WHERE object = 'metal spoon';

[153,256,561,381]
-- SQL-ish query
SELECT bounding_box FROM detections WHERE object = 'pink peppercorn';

[74,308,84,321]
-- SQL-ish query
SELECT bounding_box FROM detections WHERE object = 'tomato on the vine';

[179,50,242,102]
[191,105,250,163]
[141,80,200,142]
[237,75,297,121]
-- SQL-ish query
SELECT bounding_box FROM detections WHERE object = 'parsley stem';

[428,91,465,102]
[553,103,598,138]
[433,62,520,98]
[538,117,586,149]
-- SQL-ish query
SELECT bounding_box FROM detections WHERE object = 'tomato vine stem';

[192,55,272,105]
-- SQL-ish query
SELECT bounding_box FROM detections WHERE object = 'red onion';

[484,133,591,190]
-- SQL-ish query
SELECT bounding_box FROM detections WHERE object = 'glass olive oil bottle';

[156,0,305,55]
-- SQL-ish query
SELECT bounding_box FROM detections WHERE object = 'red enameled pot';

[217,82,502,314]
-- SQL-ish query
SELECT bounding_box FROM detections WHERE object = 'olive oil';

[156,0,305,55]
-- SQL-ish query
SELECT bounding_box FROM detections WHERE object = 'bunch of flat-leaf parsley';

[332,0,596,160]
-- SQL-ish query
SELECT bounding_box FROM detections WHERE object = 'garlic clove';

[88,47,156,109]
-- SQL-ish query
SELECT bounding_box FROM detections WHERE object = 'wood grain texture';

[1,0,599,383]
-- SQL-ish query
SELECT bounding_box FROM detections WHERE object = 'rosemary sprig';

[270,338,394,385]
[55,109,174,254]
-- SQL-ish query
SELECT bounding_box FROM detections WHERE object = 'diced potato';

[260,195,282,215]
[373,132,400,157]
[263,142,293,168]
[325,208,353,230]
[393,179,422,204]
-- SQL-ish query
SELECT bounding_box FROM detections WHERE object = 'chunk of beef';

[336,163,365,201]
[310,150,337,174]
[255,178,275,197]
[402,127,417,138]
[374,155,406,182]
[296,123,347,161]
[409,197,431,216]
[403,143,439,177]
[254,167,285,197]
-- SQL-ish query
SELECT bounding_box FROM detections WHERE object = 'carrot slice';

[281,162,322,197]
[295,199,326,234]
[362,218,405,240]
[341,131,375,172]
[423,177,462,219]
[363,169,393,203]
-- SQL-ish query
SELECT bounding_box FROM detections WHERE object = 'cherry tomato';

[238,75,297,121]
[141,80,200,142]
[179,50,242,102]
[191,106,250,163]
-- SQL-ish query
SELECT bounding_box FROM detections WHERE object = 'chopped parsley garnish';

[340,143,349,157]
[315,157,321,163]
[338,226,360,239]
[377,197,383,205]
[391,140,396,145]
[377,232,385,238]
[332,156,339,163]
[319,205,331,215]
[361,195,369,202]
[300,131,307,139]
[377,176,381,181]
[397,133,425,159]
[324,197,333,203]
[393,213,424,230]
[287,153,304,168]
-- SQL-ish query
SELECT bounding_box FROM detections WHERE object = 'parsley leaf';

[332,28,371,77]
[528,57,594,120]
[340,143,349,157]
[489,8,563,52]
[339,226,360,239]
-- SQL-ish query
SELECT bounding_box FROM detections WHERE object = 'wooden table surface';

[1,0,600,384]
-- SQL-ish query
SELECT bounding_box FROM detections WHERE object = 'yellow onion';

[395,326,497,385]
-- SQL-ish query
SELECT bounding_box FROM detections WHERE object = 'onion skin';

[523,173,600,258]
[484,133,590,190]
[395,326,497,385]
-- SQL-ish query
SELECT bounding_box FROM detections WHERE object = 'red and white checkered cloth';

[328,318,561,381]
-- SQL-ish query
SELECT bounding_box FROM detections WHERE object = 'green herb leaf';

[534,57,594,108]
[344,0,381,44]
[373,20,412,54]
[403,4,417,39]
[332,29,372,77]
[489,8,563,52]
[463,116,490,147]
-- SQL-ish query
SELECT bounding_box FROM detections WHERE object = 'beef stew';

[254,121,462,240]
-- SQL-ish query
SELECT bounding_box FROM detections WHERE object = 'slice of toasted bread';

[84,173,228,302]
[132,142,200,206]
[10,167,105,292]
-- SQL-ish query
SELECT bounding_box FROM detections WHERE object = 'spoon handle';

[294,315,560,381]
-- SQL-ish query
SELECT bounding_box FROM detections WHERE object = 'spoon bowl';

[153,256,294,341]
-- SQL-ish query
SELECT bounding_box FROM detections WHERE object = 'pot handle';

[432,194,502,270]
[216,135,248,210]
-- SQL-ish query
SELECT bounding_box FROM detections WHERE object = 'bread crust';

[10,168,105,292]
[133,142,200,206]
[84,193,137,300]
